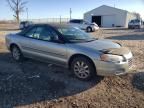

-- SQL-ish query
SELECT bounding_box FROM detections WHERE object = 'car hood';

[74,39,121,51]
[72,39,131,55]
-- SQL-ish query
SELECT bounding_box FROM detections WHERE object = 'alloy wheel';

[73,61,90,79]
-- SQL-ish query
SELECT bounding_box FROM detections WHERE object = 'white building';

[84,5,137,28]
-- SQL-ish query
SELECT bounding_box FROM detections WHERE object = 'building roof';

[84,5,128,15]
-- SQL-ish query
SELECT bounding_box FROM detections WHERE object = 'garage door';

[102,15,115,27]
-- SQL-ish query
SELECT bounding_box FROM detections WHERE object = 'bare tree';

[7,0,27,23]
[132,12,141,20]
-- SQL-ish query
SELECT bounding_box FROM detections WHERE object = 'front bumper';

[94,60,135,76]
[92,26,99,31]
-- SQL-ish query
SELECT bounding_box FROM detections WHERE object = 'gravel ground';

[0,27,144,108]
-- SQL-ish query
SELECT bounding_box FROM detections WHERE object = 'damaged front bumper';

[95,60,135,76]
[95,47,135,76]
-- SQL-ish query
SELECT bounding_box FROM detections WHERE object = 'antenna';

[114,0,117,8]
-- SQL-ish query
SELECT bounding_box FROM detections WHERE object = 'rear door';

[19,25,68,65]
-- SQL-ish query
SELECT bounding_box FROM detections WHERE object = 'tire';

[11,45,24,61]
[71,56,96,80]
[86,27,92,32]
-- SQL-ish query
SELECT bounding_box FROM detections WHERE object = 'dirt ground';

[0,25,144,108]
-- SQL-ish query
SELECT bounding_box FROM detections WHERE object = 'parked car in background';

[6,24,133,80]
[128,19,143,29]
[69,19,99,32]
[19,21,33,30]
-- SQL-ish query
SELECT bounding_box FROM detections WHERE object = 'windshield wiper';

[86,38,97,42]
[70,39,88,41]
[69,38,97,43]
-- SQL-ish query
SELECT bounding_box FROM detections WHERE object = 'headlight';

[115,42,122,47]
[100,54,124,63]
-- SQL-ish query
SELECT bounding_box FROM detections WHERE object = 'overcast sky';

[0,0,144,20]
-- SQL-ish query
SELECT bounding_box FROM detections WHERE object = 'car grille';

[128,58,133,68]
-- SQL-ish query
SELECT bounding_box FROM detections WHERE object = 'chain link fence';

[23,18,70,24]
[0,18,70,24]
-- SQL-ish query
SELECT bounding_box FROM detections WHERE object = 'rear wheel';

[71,57,95,80]
[11,45,24,61]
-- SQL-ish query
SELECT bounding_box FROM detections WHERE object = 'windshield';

[57,27,96,42]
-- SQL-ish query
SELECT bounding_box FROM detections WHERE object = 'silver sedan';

[5,24,134,80]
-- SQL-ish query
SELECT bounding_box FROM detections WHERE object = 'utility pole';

[26,8,29,21]
[60,15,62,24]
[70,8,72,20]
[114,0,117,8]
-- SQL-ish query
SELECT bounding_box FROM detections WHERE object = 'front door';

[19,25,67,65]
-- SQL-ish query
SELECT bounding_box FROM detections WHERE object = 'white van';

[128,19,143,29]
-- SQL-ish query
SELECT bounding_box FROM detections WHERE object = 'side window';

[25,27,37,37]
[33,27,43,39]
[75,20,80,24]
[39,27,59,41]
[83,21,89,24]
[24,26,59,42]
[80,20,84,24]
[71,20,75,23]
[39,27,53,41]
[135,20,140,23]
[130,20,134,23]
[50,30,59,41]
[71,20,80,24]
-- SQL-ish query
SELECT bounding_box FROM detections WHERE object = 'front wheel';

[86,27,92,32]
[71,57,96,80]
[11,46,24,61]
